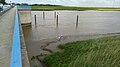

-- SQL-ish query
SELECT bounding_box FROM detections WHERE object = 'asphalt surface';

[0,7,15,67]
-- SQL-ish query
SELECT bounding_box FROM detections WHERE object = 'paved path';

[0,7,15,67]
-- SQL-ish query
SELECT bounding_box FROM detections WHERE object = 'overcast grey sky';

[6,0,120,7]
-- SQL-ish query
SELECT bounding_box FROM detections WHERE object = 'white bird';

[57,36,62,41]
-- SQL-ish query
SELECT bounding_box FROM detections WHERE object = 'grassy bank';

[32,6,120,11]
[43,35,120,67]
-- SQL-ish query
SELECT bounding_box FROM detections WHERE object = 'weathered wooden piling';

[56,15,58,25]
[34,15,37,25]
[54,12,56,18]
[76,15,79,27]
[43,12,45,20]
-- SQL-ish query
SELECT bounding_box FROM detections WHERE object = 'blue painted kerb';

[10,7,22,67]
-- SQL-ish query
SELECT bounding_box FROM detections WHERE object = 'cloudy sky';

[6,0,120,7]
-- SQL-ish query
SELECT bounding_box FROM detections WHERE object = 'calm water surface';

[24,11,120,41]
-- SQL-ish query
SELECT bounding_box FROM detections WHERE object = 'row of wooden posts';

[34,12,79,26]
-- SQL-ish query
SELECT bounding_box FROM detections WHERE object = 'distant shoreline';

[31,6,120,11]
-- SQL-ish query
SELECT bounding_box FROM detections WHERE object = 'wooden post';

[43,12,45,20]
[56,15,58,25]
[76,15,79,27]
[54,12,56,18]
[34,15,36,25]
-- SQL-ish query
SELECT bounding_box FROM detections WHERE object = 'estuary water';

[22,11,120,67]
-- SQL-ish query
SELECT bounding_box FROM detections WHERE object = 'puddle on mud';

[22,11,120,67]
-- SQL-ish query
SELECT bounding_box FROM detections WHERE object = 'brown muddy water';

[22,11,120,67]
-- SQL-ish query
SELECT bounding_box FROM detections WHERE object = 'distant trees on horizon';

[0,0,6,5]
[16,3,62,6]
[31,4,62,6]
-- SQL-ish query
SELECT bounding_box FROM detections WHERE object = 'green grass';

[32,6,120,11]
[43,35,120,67]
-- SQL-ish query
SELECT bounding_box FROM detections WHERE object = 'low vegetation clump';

[43,35,120,67]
